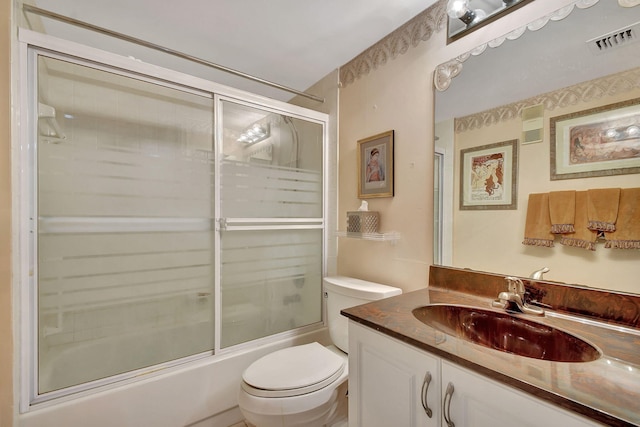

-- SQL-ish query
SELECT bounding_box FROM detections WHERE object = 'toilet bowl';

[238,343,348,427]
[237,276,402,427]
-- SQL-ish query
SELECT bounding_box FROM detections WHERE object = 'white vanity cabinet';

[440,361,599,427]
[348,322,441,427]
[349,321,601,427]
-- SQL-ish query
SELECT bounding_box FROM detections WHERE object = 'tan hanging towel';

[605,188,640,249]
[549,190,576,234]
[522,193,554,247]
[561,191,597,251]
[587,188,621,232]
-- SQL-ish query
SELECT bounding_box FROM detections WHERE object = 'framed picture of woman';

[357,130,394,198]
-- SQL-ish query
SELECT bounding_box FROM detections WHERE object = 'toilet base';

[239,380,348,427]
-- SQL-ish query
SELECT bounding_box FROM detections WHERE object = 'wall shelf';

[336,231,400,244]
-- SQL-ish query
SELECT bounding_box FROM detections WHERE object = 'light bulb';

[626,125,639,137]
[605,129,619,139]
[447,0,470,19]
[471,8,487,24]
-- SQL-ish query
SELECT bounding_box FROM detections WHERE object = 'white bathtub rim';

[23,324,330,417]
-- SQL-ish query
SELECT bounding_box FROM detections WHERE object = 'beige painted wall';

[452,86,640,293]
[336,0,598,292]
[1,0,13,424]
[337,46,435,291]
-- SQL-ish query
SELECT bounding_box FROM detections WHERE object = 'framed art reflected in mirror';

[551,97,640,180]
[460,139,518,210]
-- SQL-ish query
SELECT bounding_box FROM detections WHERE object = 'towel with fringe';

[605,188,640,249]
[523,193,554,247]
[561,191,597,251]
[549,190,575,234]
[587,188,620,232]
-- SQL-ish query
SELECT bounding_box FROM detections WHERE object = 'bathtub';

[21,326,330,427]
[40,321,216,394]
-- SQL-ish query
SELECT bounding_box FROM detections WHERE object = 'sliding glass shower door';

[29,50,326,401]
[218,100,324,348]
[36,55,216,393]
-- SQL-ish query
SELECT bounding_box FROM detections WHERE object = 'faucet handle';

[504,276,525,295]
[497,276,545,316]
[529,267,550,280]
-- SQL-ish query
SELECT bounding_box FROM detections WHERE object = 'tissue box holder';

[347,211,379,234]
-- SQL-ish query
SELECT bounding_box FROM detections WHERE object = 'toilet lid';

[242,342,345,397]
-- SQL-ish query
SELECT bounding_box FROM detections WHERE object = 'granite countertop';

[342,286,640,427]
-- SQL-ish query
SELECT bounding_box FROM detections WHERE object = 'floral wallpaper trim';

[454,67,640,133]
[339,1,447,87]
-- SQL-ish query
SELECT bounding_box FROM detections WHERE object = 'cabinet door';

[441,361,600,427]
[349,322,440,427]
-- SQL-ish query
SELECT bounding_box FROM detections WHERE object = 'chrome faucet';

[492,276,545,316]
[529,267,550,280]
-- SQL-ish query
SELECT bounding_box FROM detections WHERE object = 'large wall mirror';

[434,0,640,294]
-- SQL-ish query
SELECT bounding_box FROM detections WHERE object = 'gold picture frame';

[357,130,394,199]
[550,97,640,180]
[459,139,518,210]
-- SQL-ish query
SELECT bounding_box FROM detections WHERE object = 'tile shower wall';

[41,295,212,347]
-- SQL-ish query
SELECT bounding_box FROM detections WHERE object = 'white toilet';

[238,276,402,427]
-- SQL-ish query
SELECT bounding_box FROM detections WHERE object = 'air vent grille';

[521,104,544,145]
[587,21,640,55]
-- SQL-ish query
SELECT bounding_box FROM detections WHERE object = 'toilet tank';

[323,276,402,353]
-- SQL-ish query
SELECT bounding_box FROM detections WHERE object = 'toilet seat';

[242,342,345,398]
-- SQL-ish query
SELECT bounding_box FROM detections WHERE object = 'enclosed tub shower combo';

[16,27,331,425]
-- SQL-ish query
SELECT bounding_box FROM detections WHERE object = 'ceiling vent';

[587,21,640,55]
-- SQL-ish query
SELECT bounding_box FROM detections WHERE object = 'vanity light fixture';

[237,123,270,145]
[603,124,640,142]
[447,0,533,42]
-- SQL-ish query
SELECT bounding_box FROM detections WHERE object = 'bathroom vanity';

[348,323,599,427]
[342,266,640,427]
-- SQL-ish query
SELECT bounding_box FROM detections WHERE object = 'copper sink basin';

[412,304,601,362]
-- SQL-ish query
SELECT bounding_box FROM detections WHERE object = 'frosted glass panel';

[220,229,323,348]
[220,101,324,218]
[36,56,215,393]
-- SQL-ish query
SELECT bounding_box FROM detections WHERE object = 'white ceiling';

[24,0,640,115]
[27,0,439,102]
